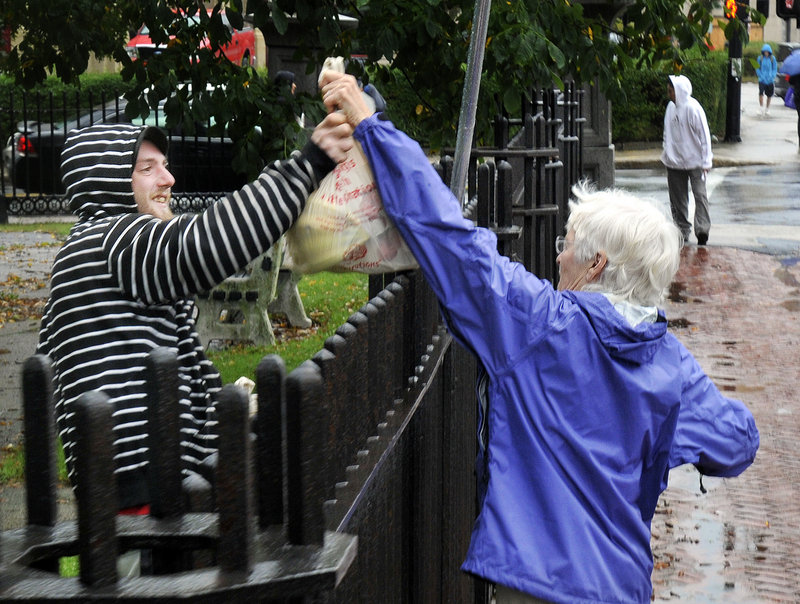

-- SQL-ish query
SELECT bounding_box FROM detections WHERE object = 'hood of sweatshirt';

[668,74,693,107]
[761,43,773,55]
[60,123,168,221]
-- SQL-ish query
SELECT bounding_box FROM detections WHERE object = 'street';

[616,164,800,256]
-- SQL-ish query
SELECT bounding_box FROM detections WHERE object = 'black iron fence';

[0,88,245,221]
[1,85,583,601]
[452,83,584,285]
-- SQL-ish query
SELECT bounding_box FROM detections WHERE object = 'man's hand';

[311,112,354,164]
[319,71,374,128]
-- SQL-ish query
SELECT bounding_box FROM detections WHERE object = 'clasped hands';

[311,72,374,164]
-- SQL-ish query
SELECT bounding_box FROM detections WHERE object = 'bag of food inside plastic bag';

[283,142,418,274]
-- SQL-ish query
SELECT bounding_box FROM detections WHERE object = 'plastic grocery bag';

[283,143,419,274]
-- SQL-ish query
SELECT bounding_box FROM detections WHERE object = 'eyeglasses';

[555,235,573,255]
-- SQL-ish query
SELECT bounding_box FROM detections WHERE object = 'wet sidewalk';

[652,246,800,602]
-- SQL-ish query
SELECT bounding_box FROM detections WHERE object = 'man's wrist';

[301,140,337,179]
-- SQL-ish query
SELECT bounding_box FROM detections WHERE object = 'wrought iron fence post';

[255,354,286,528]
[146,348,185,518]
[74,391,119,587]
[22,355,57,529]
[285,361,326,546]
[217,383,255,573]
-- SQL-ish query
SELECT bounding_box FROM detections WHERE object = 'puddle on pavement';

[654,469,757,602]
[668,280,705,306]
[774,265,800,288]
[666,283,694,328]
[668,282,687,303]
[775,259,800,311]
[780,299,800,312]
[729,384,765,393]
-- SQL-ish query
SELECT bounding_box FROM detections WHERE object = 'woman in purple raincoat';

[321,73,759,604]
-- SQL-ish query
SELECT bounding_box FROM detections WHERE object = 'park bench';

[194,237,311,347]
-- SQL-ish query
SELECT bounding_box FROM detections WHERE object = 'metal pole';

[724,29,743,142]
[450,0,492,203]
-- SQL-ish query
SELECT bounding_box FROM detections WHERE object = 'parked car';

[4,95,249,195]
[774,42,800,98]
[126,9,256,67]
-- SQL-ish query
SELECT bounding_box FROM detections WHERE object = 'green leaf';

[227,8,244,31]
[271,7,288,35]
[547,42,565,69]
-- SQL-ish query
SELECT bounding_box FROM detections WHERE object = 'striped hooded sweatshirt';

[37,123,335,509]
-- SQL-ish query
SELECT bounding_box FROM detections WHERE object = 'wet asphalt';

[0,82,799,599]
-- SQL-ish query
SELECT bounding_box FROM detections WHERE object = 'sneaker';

[766,109,770,116]
[696,233,708,246]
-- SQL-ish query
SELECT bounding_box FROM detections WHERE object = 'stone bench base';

[195,239,311,347]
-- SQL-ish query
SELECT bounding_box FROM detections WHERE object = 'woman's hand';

[319,71,374,128]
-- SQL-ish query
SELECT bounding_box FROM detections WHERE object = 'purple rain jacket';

[354,115,759,604]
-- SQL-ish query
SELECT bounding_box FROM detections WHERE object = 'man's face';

[667,82,676,104]
[132,140,175,220]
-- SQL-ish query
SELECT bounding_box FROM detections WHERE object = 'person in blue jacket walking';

[321,72,759,604]
[756,43,778,116]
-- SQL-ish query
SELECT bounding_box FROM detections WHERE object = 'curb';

[614,157,779,170]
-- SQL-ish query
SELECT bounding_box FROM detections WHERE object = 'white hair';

[566,182,682,307]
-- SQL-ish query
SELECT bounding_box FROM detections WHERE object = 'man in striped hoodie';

[37,114,353,513]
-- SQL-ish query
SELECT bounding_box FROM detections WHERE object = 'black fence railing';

[1,85,583,601]
[442,82,584,285]
[0,89,246,221]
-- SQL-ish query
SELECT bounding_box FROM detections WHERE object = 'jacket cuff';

[301,140,337,182]
[354,113,383,139]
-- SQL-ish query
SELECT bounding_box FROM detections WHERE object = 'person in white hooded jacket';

[661,74,713,246]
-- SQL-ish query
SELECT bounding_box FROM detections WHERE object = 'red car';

[126,10,256,67]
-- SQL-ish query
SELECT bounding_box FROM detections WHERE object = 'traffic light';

[777,0,800,18]
[726,0,739,19]
[756,0,769,18]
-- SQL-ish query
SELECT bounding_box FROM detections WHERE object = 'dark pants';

[666,167,710,243]
[795,93,800,143]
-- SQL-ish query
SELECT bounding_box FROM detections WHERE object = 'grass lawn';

[208,271,369,382]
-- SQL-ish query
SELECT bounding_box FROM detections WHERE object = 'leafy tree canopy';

[0,0,762,172]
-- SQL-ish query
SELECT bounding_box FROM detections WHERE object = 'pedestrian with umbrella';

[782,48,800,149]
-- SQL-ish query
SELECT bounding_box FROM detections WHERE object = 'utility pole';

[724,0,743,143]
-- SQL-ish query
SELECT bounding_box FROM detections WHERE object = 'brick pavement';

[652,246,800,602]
